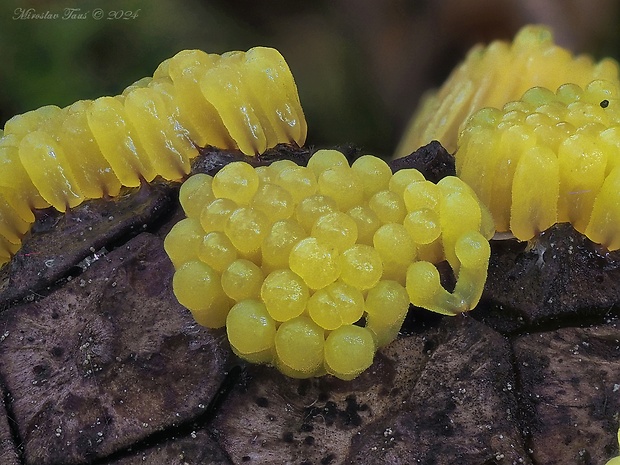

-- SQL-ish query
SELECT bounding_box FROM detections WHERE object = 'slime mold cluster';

[396,24,619,156]
[0,46,305,265]
[456,79,620,249]
[395,23,620,253]
[165,150,493,380]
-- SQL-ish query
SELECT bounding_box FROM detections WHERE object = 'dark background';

[1,0,619,158]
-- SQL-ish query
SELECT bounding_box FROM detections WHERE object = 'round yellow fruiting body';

[172,260,231,328]
[261,219,306,271]
[307,281,365,330]
[166,149,493,380]
[275,316,325,376]
[324,325,375,381]
[289,237,340,290]
[340,244,383,291]
[365,280,410,347]
[164,218,205,269]
[179,173,215,219]
[251,183,295,222]
[198,231,237,272]
[211,162,260,205]
[295,195,338,232]
[225,207,270,255]
[261,269,309,322]
[311,211,358,251]
[221,259,264,301]
[456,78,620,250]
[226,299,276,363]
[351,155,392,198]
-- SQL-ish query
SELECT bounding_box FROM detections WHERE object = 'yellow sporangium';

[165,150,493,380]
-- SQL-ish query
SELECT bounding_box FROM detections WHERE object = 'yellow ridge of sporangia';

[456,78,620,251]
[395,24,620,157]
[0,47,307,266]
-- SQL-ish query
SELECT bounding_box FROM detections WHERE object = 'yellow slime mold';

[456,79,620,250]
[166,151,493,380]
[0,46,306,266]
[395,24,619,157]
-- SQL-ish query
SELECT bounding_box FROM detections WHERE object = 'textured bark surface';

[514,324,620,465]
[0,143,617,465]
[0,233,232,465]
[477,224,620,334]
[0,183,177,308]
[0,384,20,465]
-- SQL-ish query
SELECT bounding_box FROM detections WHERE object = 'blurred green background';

[1,0,619,157]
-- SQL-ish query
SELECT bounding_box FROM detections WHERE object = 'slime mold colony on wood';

[165,151,493,379]
[0,46,306,265]
[0,21,619,465]
[2,24,617,385]
[0,41,491,381]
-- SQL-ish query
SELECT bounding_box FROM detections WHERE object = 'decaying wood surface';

[0,143,617,465]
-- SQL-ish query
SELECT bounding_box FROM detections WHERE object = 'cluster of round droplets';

[0,46,306,266]
[456,78,620,250]
[165,151,493,380]
[395,24,620,157]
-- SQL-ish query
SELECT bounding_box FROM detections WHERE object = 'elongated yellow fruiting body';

[394,23,620,250]
[365,280,410,347]
[57,100,123,199]
[19,130,84,211]
[244,47,307,144]
[4,105,63,138]
[585,167,620,250]
[166,151,493,379]
[0,46,306,266]
[452,231,491,307]
[160,50,232,148]
[201,59,268,155]
[124,87,193,180]
[509,146,559,240]
[406,261,465,316]
[0,195,31,245]
[557,133,607,231]
[88,96,157,187]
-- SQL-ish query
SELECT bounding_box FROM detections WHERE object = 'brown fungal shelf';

[0,142,617,465]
